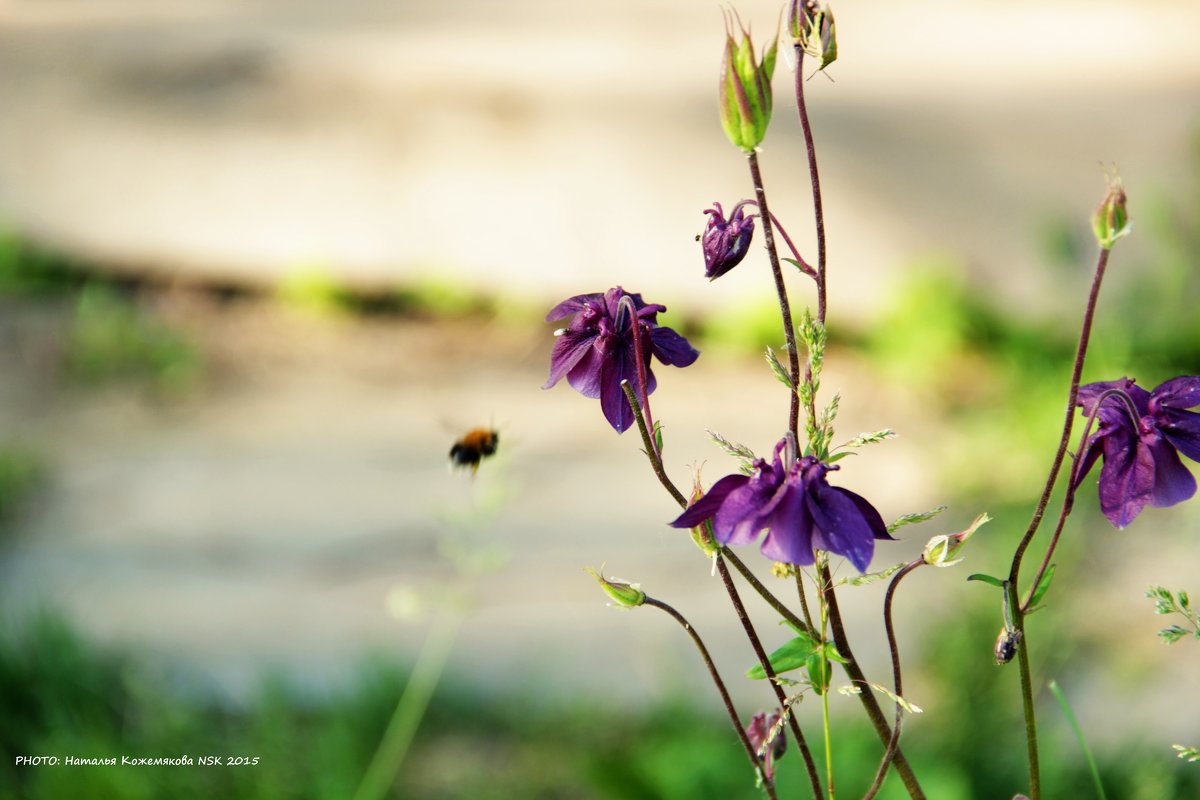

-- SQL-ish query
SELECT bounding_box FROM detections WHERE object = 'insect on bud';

[1092,173,1131,249]
[585,566,645,608]
[718,14,778,152]
[994,626,1023,665]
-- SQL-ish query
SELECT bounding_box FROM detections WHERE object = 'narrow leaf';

[837,561,904,587]
[765,346,794,389]
[868,682,923,714]
[1028,564,1056,609]
[887,505,948,534]
[967,573,1006,589]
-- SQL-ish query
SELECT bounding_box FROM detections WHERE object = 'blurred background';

[2,0,1200,797]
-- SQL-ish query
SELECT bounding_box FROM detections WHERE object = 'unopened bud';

[585,566,645,608]
[994,626,1023,665]
[788,0,837,72]
[687,475,722,558]
[1092,174,1131,249]
[922,512,990,567]
[746,711,788,781]
[718,15,778,152]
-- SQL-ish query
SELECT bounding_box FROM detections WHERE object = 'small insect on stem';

[449,428,499,475]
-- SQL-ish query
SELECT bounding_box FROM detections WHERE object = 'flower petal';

[1151,376,1200,411]
[544,330,597,389]
[714,471,778,546]
[650,326,700,368]
[1147,432,1197,508]
[1097,429,1154,528]
[759,483,815,565]
[598,351,636,433]
[806,483,877,573]
[670,474,749,529]
[545,293,601,323]
[564,340,606,397]
[1159,408,1200,463]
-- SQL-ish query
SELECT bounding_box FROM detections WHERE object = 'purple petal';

[759,484,815,565]
[565,344,607,398]
[1078,378,1149,417]
[650,326,700,368]
[806,484,877,573]
[713,471,778,546]
[671,473,751,529]
[1159,408,1200,463]
[545,293,601,323]
[1097,430,1155,528]
[1147,432,1197,508]
[1072,431,1105,491]
[1150,376,1200,411]
[598,352,635,433]
[543,330,597,389]
[839,487,892,541]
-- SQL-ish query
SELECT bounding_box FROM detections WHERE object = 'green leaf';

[807,650,830,695]
[967,573,1006,589]
[1027,564,1056,609]
[837,561,904,587]
[765,346,794,389]
[746,633,820,680]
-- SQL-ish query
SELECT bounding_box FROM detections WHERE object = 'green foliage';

[745,632,819,680]
[0,446,43,526]
[1147,586,1200,644]
[0,233,89,296]
[65,286,200,390]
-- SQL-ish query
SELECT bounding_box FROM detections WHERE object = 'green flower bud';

[1092,173,1131,249]
[719,14,778,152]
[585,566,645,608]
[788,1,837,72]
[686,475,721,558]
[922,512,990,568]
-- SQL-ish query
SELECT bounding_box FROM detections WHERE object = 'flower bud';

[1092,174,1131,249]
[788,1,837,72]
[686,475,722,558]
[922,512,990,567]
[585,566,645,608]
[746,711,787,781]
[719,16,778,152]
[994,626,1023,665]
[701,201,755,280]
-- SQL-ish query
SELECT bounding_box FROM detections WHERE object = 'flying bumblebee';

[449,428,499,474]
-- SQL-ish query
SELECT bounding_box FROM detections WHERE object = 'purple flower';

[702,201,755,280]
[669,438,891,572]
[746,711,786,781]
[543,287,699,433]
[1075,376,1200,528]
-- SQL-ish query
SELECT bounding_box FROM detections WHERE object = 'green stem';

[354,614,461,800]
[1048,680,1108,800]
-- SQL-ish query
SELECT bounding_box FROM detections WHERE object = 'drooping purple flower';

[1074,376,1200,528]
[669,438,891,572]
[543,287,699,433]
[701,201,756,280]
[746,711,787,781]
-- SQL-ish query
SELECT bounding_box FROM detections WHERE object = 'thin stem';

[793,46,827,325]
[621,381,687,509]
[820,566,927,800]
[644,595,779,800]
[747,150,803,442]
[354,613,461,800]
[725,549,812,635]
[794,571,817,633]
[1006,246,1111,800]
[815,566,835,799]
[767,210,817,280]
[717,554,826,800]
[863,560,923,800]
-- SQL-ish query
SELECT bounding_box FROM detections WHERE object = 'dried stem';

[644,596,779,800]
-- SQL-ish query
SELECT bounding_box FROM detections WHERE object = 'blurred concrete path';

[1,0,1199,318]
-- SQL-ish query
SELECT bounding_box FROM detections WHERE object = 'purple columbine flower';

[543,287,699,433]
[669,438,891,572]
[1075,376,1200,528]
[701,201,755,280]
[746,711,786,782]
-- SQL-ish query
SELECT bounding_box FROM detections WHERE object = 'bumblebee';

[449,428,499,473]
